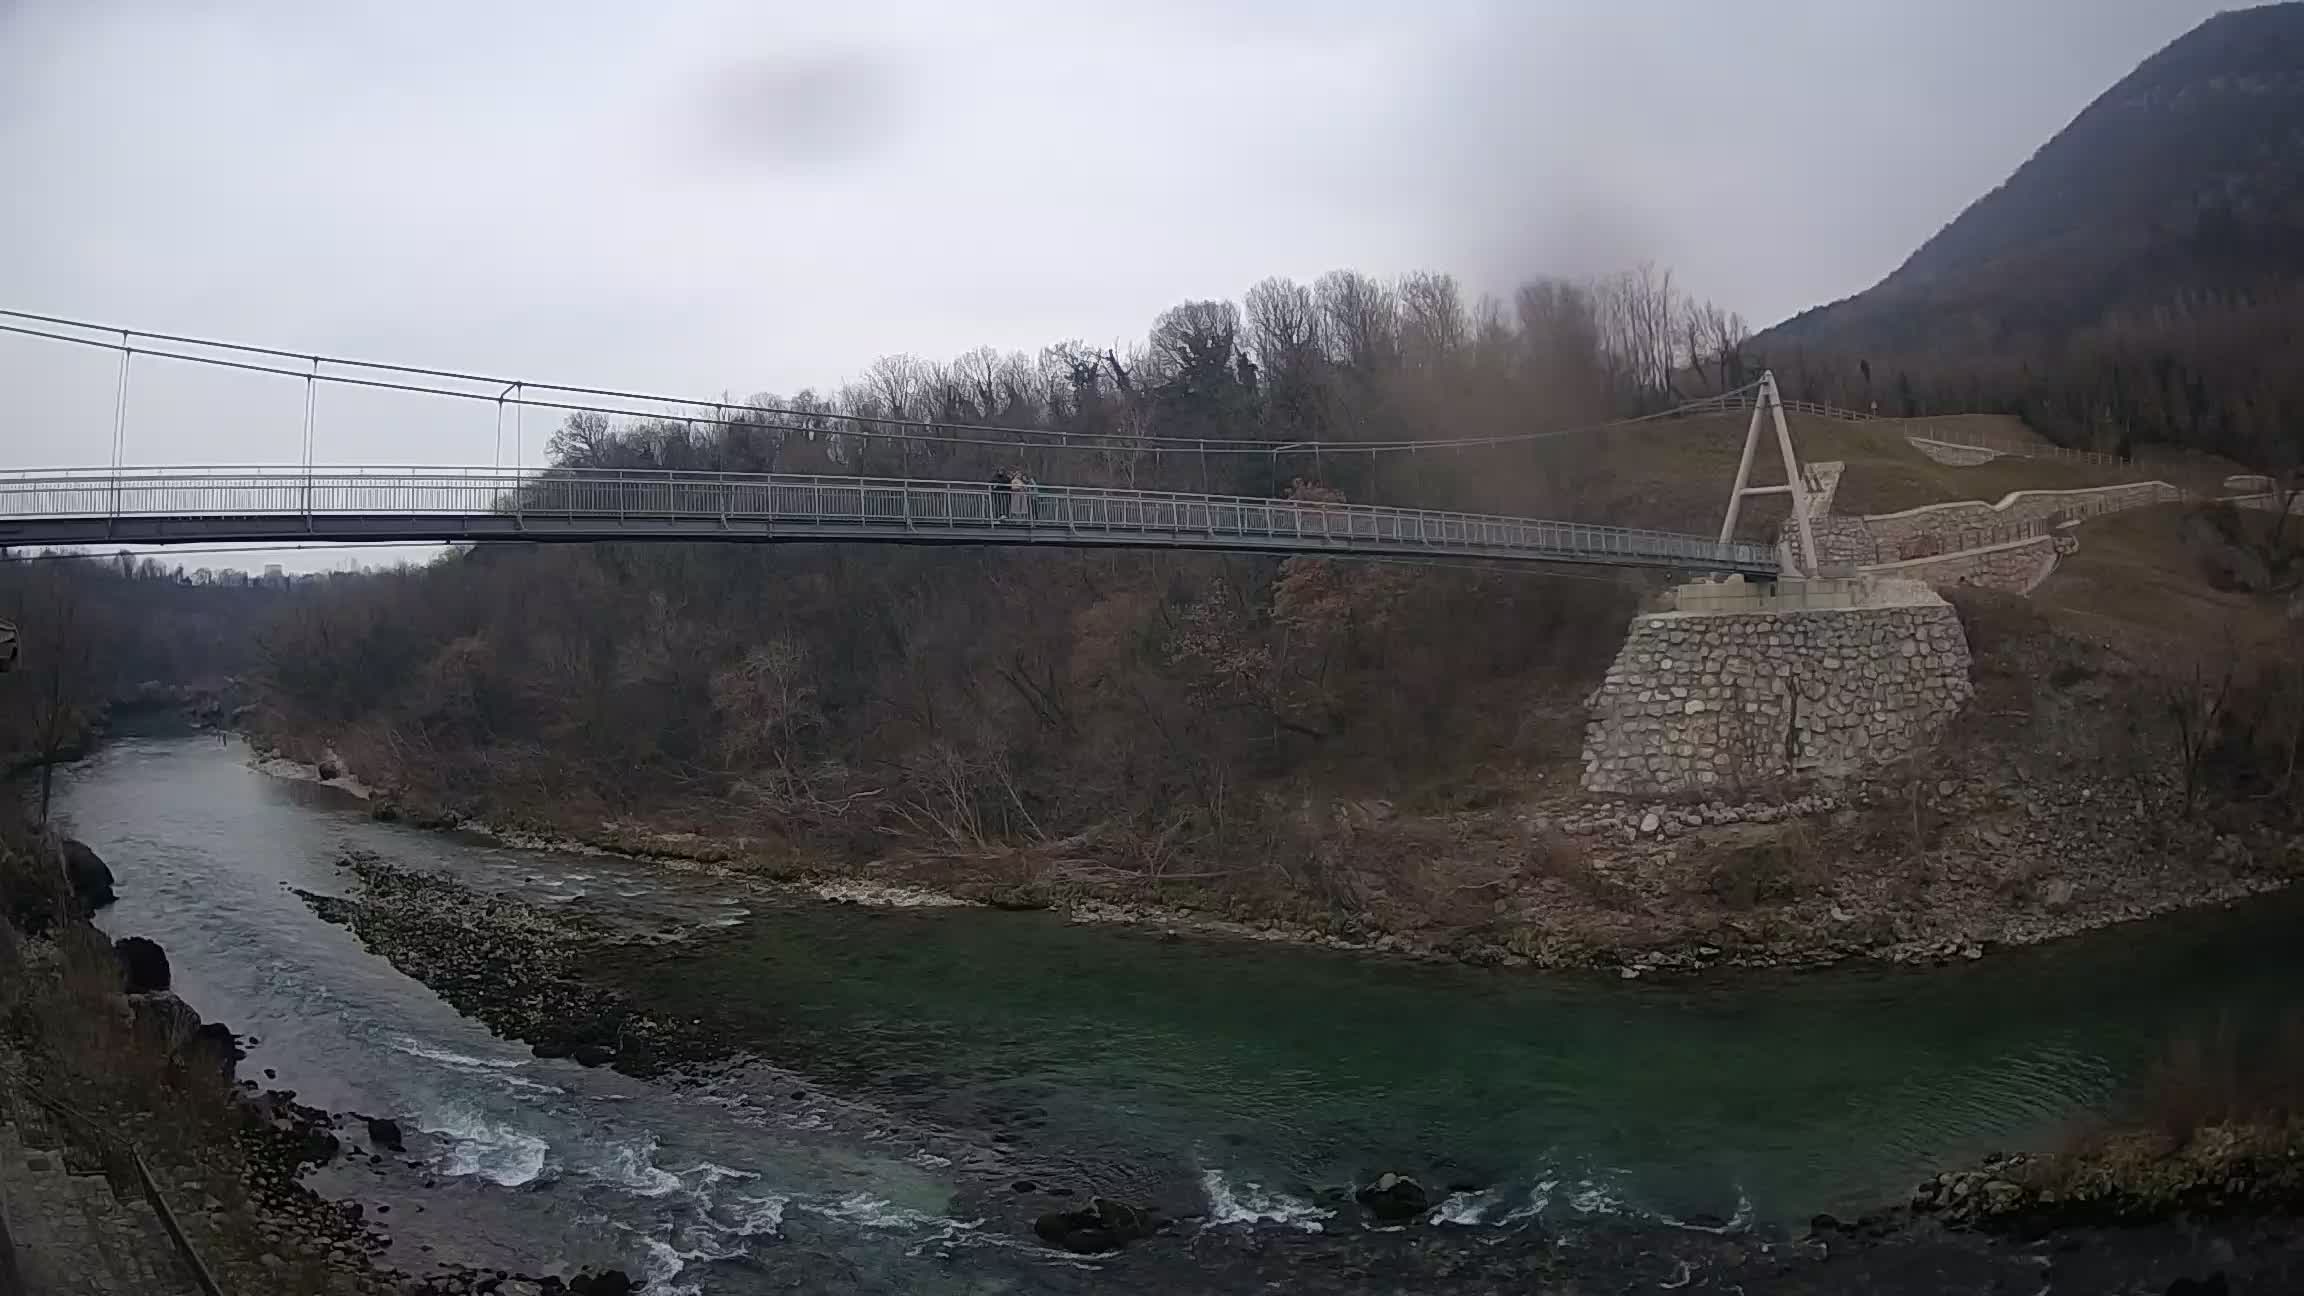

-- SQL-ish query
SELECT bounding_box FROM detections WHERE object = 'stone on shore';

[63,838,116,910]
[115,934,172,992]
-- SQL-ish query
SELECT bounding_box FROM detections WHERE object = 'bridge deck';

[0,468,1780,575]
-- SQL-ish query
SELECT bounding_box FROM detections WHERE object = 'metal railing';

[1903,428,2133,469]
[1672,391,1883,422]
[1681,392,2151,469]
[0,1063,225,1296]
[0,466,1781,574]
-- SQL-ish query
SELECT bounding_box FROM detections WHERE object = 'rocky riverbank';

[297,853,728,1079]
[271,736,2300,983]
[1914,1119,2304,1232]
[1,835,643,1296]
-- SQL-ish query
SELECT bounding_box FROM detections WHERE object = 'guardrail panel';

[0,467,1777,573]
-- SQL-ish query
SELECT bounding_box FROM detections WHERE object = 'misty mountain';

[1753,2,2304,457]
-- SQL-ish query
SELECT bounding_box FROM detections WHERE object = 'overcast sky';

[0,0,2235,566]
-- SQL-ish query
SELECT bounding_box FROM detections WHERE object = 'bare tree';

[1243,277,1322,380]
[1314,270,1399,376]
[1147,300,1243,385]
[1397,271,1469,372]
[1681,298,1752,394]
[1594,261,1683,406]
[19,570,92,826]
[1514,277,1608,411]
[2166,652,2238,816]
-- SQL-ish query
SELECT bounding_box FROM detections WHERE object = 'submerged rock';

[1060,1226,1116,1254]
[366,1117,406,1152]
[1033,1197,1158,1253]
[63,838,116,910]
[1356,1172,1432,1223]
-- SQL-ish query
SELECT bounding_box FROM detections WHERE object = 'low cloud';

[698,47,909,169]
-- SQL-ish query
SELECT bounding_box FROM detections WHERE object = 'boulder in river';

[1355,1172,1431,1223]
[567,1270,635,1296]
[317,758,343,781]
[366,1117,406,1152]
[1032,1197,1156,1253]
[114,935,172,992]
[1059,1227,1115,1254]
[571,1044,616,1068]
[62,838,115,910]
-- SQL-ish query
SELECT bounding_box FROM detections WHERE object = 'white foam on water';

[1567,1174,1636,1217]
[421,1106,552,1187]
[806,1192,953,1232]
[1657,1189,1755,1235]
[391,1036,527,1069]
[586,1135,684,1197]
[1496,1175,1561,1226]
[680,1160,759,1190]
[636,1237,712,1296]
[1199,1169,1332,1232]
[1430,1188,1508,1226]
[907,1150,953,1169]
[724,1191,788,1239]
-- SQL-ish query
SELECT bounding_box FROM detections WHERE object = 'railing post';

[301,355,318,530]
[107,337,132,534]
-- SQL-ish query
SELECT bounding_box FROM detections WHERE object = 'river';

[56,736,2304,1292]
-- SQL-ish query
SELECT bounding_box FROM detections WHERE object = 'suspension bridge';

[0,311,1805,577]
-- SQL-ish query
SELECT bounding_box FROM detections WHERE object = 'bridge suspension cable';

[0,308,1765,461]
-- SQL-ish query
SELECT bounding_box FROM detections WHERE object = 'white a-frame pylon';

[1716,371,1818,578]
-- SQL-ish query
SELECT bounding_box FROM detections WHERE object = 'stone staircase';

[0,1087,203,1296]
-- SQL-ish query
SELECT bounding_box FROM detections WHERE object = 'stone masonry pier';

[1581,577,1974,797]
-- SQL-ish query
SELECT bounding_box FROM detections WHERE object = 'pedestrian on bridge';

[990,468,1013,522]
[1008,467,1030,521]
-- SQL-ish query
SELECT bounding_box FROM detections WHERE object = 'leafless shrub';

[1700,823,1828,909]
[2132,1012,2304,1144]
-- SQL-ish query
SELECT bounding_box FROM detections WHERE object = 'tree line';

[248,263,1750,920]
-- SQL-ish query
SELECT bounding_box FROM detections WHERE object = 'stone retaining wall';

[1582,592,1973,797]
[1907,438,2006,467]
[1811,516,1879,565]
[1859,534,2065,595]
[1861,482,2182,552]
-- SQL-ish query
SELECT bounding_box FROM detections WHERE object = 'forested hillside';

[250,265,1755,913]
[1754,3,2304,465]
[0,554,285,785]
